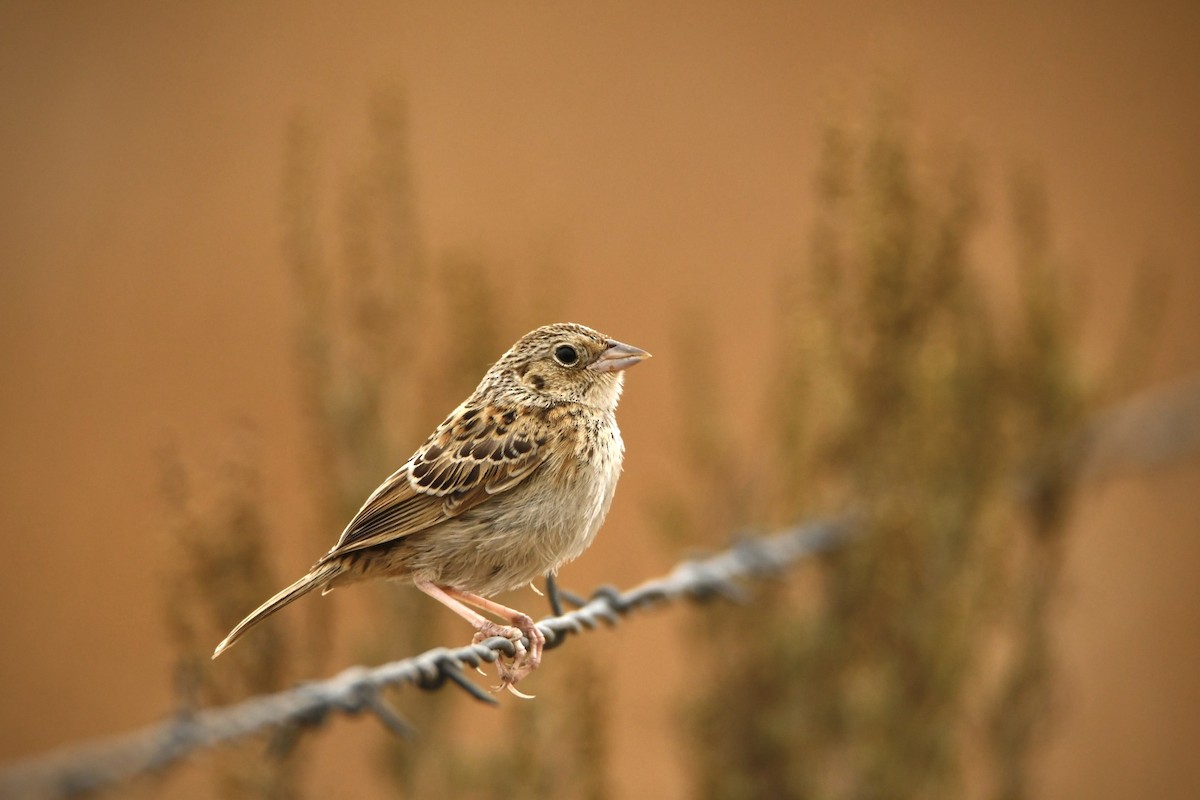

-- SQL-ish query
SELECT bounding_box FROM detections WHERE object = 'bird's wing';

[321,403,552,559]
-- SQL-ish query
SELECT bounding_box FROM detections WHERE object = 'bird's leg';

[414,581,528,657]
[415,581,543,691]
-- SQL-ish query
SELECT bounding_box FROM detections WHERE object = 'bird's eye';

[553,344,579,366]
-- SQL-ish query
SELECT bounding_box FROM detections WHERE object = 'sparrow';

[213,322,650,692]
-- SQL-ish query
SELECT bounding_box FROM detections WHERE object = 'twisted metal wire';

[0,519,852,800]
[6,376,1200,799]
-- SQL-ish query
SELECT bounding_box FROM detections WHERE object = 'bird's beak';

[589,339,652,373]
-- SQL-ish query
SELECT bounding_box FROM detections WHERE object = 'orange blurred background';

[1,2,1198,797]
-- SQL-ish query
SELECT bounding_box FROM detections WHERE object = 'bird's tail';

[212,560,345,659]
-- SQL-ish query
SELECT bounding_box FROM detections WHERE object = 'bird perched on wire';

[213,322,650,694]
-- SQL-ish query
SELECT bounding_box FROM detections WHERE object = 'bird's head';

[488,322,651,410]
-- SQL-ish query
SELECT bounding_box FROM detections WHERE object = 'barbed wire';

[0,519,853,800]
[5,376,1199,800]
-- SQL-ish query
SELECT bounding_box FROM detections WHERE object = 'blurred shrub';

[667,94,1087,800]
[160,429,306,800]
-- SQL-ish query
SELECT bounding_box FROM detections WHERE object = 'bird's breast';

[525,411,624,564]
[407,410,625,596]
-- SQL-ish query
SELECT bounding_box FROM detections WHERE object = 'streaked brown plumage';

[212,322,650,691]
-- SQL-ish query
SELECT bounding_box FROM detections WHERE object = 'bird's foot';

[472,615,544,698]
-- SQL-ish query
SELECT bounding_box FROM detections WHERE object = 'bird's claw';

[504,682,536,699]
[489,662,536,698]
